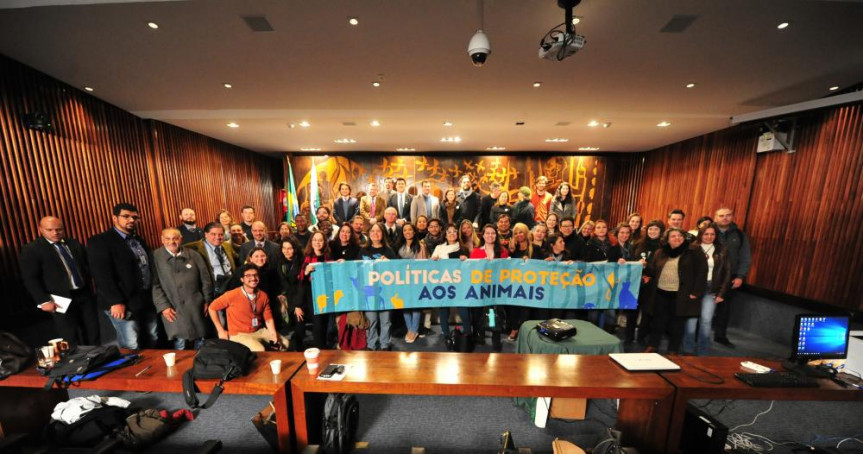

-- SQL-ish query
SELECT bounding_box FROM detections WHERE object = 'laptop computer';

[609,353,681,371]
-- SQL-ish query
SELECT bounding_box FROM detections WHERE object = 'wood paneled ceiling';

[0,0,861,154]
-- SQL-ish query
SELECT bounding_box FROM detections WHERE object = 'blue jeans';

[403,310,422,333]
[366,310,391,350]
[683,293,718,355]
[173,337,205,350]
[104,310,159,350]
[439,307,471,337]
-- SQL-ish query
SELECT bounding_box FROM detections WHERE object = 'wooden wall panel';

[745,104,863,310]
[628,103,863,311]
[633,125,758,227]
[0,56,279,320]
[607,155,645,225]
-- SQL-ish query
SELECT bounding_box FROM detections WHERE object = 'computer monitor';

[783,313,850,377]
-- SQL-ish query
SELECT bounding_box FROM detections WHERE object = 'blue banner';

[310,259,642,315]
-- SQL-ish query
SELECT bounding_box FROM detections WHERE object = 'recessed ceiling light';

[829,86,839,91]
[571,17,581,25]
[300,147,322,151]
[545,138,568,143]
[440,136,462,143]
[348,17,359,26]
[602,122,611,128]
[370,120,381,127]
[299,121,311,128]
[587,120,600,127]
[657,121,672,127]
[533,82,542,88]
[486,146,506,151]
[578,146,600,151]
[223,83,232,89]
[685,83,696,88]
[777,22,789,29]
[147,22,159,29]
[372,81,381,88]
[396,147,416,152]
[84,86,94,92]
[226,122,239,128]
[443,121,453,127]
[334,138,357,144]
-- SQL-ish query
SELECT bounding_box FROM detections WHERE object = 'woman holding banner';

[530,224,549,259]
[628,219,665,345]
[360,223,397,351]
[507,223,533,341]
[459,219,480,255]
[398,223,427,344]
[300,231,333,350]
[545,212,560,235]
[431,224,470,348]
[469,225,510,351]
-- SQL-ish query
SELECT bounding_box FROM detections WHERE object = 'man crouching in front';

[208,263,281,351]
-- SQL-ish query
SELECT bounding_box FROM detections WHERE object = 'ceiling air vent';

[243,16,274,32]
[659,15,697,33]
[342,121,357,126]
[555,121,571,126]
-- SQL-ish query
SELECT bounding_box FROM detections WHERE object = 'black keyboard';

[734,372,818,388]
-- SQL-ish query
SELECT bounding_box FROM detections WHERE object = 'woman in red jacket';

[469,225,510,351]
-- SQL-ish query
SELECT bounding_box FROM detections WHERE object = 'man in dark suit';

[20,216,100,345]
[176,207,203,245]
[387,177,413,226]
[479,182,501,228]
[456,175,481,227]
[332,182,359,226]
[240,205,256,241]
[185,223,237,295]
[238,221,281,264]
[382,207,403,246]
[87,203,158,350]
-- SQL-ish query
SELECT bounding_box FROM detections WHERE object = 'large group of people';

[19,175,751,356]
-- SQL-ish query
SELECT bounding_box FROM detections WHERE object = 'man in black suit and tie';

[176,208,204,245]
[388,177,413,227]
[382,207,403,247]
[332,182,359,226]
[20,216,100,345]
[87,203,158,350]
[238,221,281,264]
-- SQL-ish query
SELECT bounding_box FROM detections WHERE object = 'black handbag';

[536,319,578,342]
[0,331,33,380]
[183,339,256,409]
[321,393,359,454]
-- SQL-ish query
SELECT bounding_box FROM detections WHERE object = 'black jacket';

[478,194,497,228]
[512,200,535,229]
[456,190,481,225]
[176,224,204,245]
[20,237,91,304]
[87,228,152,314]
[238,239,282,265]
[388,192,413,221]
[644,243,708,317]
[562,233,585,260]
[582,238,622,262]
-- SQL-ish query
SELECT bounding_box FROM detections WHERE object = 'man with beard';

[176,208,203,245]
[456,175,481,227]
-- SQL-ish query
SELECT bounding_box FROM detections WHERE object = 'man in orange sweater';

[208,263,281,351]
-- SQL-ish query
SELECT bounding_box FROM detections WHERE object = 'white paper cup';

[304,348,320,372]
[270,359,282,374]
[163,352,176,367]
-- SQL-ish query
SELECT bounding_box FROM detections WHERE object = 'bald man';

[20,216,99,344]
[238,221,281,264]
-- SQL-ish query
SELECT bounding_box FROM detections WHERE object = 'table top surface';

[659,356,862,400]
[1,349,305,395]
[292,350,673,399]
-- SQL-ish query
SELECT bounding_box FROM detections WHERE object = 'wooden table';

[0,349,305,453]
[659,356,863,453]
[290,350,675,453]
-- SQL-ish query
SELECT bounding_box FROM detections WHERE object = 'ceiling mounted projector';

[539,0,586,61]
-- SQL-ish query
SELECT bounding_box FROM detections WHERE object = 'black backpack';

[183,339,256,409]
[448,330,475,353]
[0,331,33,380]
[44,345,123,390]
[321,393,359,454]
[44,405,132,448]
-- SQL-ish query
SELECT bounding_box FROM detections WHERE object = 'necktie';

[344,198,350,220]
[370,197,376,216]
[54,242,84,288]
[215,246,228,274]
[425,196,431,217]
[399,194,404,214]
[257,241,263,248]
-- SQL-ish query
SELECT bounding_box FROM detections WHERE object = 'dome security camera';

[467,30,490,66]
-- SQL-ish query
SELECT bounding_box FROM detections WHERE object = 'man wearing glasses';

[87,203,159,349]
[207,264,283,351]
